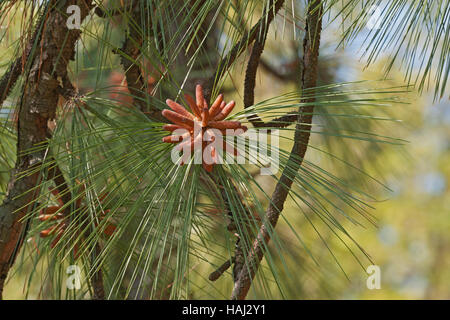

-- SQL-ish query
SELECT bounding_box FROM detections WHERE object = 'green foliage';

[0,0,448,300]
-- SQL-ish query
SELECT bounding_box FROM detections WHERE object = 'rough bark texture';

[91,242,105,300]
[0,0,94,299]
[203,0,286,285]
[243,1,280,128]
[233,2,279,285]
[231,0,323,300]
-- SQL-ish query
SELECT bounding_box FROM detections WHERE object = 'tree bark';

[0,0,94,299]
[231,0,323,300]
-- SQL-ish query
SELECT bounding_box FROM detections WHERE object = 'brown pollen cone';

[162,85,247,172]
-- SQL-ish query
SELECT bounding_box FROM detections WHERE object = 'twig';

[0,1,51,107]
[94,4,133,18]
[236,0,299,129]
[209,257,235,281]
[206,0,285,98]
[264,112,298,128]
[243,34,267,127]
[0,57,22,107]
[91,242,105,300]
[243,2,275,127]
[51,163,106,299]
[207,173,240,281]
[234,0,298,85]
[116,0,163,121]
[258,58,298,82]
[235,0,285,283]
[231,0,323,300]
[48,161,72,210]
[50,154,105,299]
[237,0,300,129]
[205,171,253,283]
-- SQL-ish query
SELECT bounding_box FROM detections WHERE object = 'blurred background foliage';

[0,0,448,299]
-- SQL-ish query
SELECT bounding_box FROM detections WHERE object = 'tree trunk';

[0,0,95,299]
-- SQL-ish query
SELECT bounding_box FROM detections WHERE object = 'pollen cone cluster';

[162,84,247,172]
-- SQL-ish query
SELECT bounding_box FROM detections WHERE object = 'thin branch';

[50,160,106,299]
[264,112,298,128]
[209,257,235,281]
[243,1,278,127]
[206,0,285,97]
[231,0,323,300]
[48,161,72,211]
[259,58,298,82]
[206,172,240,281]
[239,0,300,129]
[205,1,287,284]
[0,58,23,107]
[116,0,163,121]
[234,0,299,85]
[94,4,132,18]
[0,2,51,107]
[243,29,268,127]
[91,242,105,300]
[205,170,254,283]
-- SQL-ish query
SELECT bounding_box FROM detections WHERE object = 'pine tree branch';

[205,0,286,287]
[209,257,235,281]
[0,0,95,300]
[0,2,52,107]
[114,0,163,121]
[243,5,272,128]
[233,0,299,85]
[243,38,267,127]
[206,0,285,97]
[48,160,72,212]
[258,58,299,82]
[0,57,23,107]
[91,242,105,300]
[94,5,128,18]
[242,1,301,130]
[231,0,323,300]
